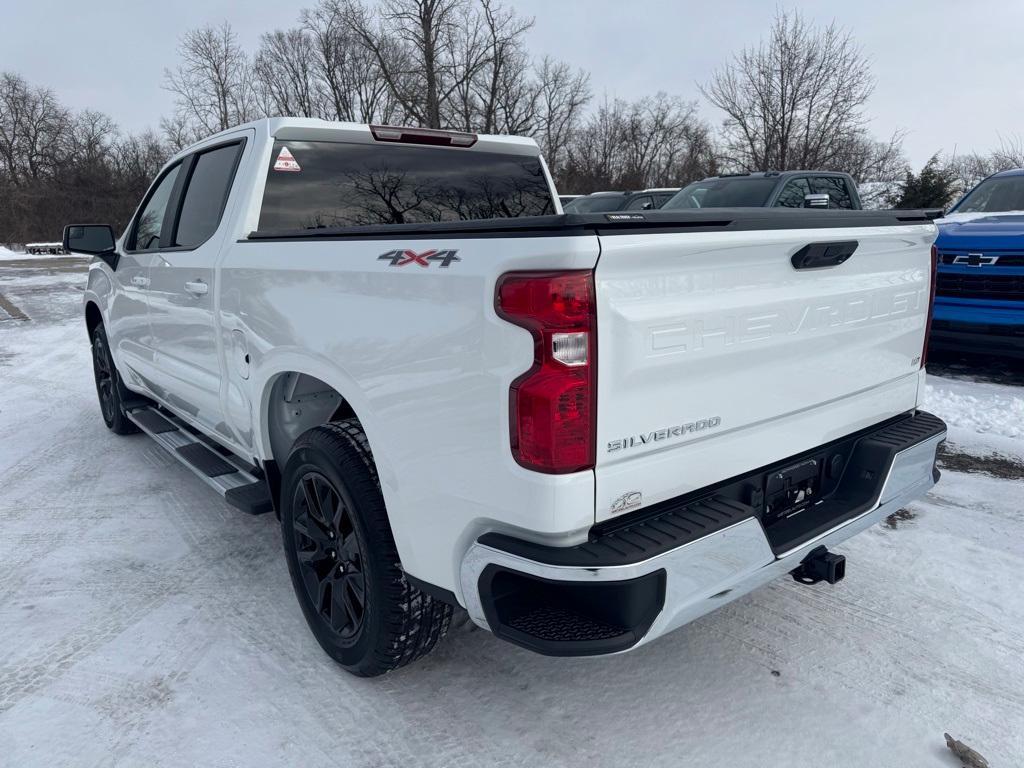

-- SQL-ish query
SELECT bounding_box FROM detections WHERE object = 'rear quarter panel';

[218,234,600,595]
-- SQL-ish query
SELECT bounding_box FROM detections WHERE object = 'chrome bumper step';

[461,412,947,657]
[126,406,273,515]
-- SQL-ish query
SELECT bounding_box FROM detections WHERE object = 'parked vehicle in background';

[563,188,680,213]
[25,241,68,255]
[662,171,862,210]
[930,168,1024,358]
[65,118,944,677]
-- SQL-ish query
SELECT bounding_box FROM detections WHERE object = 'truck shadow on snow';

[928,350,1024,387]
[937,443,1024,480]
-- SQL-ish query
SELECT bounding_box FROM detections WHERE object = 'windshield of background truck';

[953,174,1024,213]
[562,194,627,213]
[662,177,778,208]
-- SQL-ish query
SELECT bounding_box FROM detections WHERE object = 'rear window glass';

[257,140,554,231]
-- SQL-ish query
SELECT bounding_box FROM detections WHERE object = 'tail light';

[921,244,938,369]
[496,271,596,474]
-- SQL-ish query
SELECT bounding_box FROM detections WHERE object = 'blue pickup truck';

[931,168,1024,359]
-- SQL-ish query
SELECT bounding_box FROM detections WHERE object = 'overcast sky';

[6,0,1023,167]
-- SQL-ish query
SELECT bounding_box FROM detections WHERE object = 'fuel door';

[231,329,250,380]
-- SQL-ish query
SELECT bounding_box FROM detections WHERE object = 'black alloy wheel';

[92,330,116,424]
[90,325,139,435]
[291,472,367,639]
[280,420,452,676]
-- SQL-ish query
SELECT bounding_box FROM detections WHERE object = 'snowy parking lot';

[1,256,1022,767]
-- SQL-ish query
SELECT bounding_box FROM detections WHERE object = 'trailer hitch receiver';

[791,545,846,585]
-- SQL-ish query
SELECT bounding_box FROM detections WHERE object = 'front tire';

[90,325,138,435]
[280,419,452,676]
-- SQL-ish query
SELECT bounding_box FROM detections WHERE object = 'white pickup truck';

[65,118,946,676]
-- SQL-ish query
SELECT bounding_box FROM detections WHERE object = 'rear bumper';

[460,411,946,656]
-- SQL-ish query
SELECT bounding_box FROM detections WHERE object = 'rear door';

[146,137,247,443]
[593,218,936,522]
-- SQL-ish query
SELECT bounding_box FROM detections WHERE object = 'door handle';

[130,275,150,288]
[184,279,209,296]
[791,241,858,270]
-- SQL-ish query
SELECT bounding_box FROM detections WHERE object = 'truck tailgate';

[594,223,936,523]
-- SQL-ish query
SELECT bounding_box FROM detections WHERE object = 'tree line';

[2,4,1022,243]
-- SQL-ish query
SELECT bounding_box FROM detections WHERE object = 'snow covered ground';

[0,257,1022,767]
[0,246,85,262]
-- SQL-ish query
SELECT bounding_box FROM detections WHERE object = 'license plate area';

[763,459,822,525]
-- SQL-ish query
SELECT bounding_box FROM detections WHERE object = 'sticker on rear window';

[273,146,301,172]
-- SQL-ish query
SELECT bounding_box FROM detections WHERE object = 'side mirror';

[804,193,830,209]
[64,224,115,255]
[64,224,119,269]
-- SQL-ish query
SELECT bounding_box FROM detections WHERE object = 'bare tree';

[164,22,258,135]
[560,94,716,193]
[703,10,877,173]
[0,73,72,185]
[341,0,489,129]
[943,135,1024,198]
[533,57,590,182]
[0,71,171,243]
[990,135,1024,170]
[460,0,535,133]
[302,0,405,123]
[254,29,321,118]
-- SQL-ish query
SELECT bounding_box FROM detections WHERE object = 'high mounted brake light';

[496,271,596,474]
[370,125,478,147]
[921,243,938,369]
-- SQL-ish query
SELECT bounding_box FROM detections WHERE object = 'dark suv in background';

[662,171,862,210]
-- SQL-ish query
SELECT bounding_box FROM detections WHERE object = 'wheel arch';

[254,357,386,480]
[85,300,103,339]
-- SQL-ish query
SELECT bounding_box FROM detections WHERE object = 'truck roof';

[710,170,853,180]
[989,168,1024,178]
[172,117,542,164]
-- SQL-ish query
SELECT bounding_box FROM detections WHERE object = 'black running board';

[126,406,273,515]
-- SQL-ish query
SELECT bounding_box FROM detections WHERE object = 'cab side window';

[774,178,810,208]
[174,143,244,248]
[811,176,854,209]
[128,164,181,251]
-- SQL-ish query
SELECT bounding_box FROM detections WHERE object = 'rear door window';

[174,142,244,248]
[811,177,854,209]
[257,141,554,231]
[773,178,811,208]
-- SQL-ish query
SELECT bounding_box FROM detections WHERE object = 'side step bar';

[126,406,273,515]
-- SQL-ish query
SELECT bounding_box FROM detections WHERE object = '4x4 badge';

[378,249,460,268]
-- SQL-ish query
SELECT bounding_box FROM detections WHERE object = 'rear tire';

[280,419,452,676]
[90,325,138,435]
